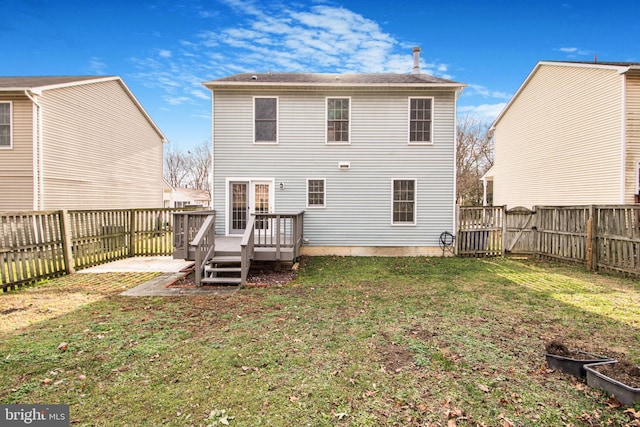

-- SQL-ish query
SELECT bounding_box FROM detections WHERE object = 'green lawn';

[1,257,639,426]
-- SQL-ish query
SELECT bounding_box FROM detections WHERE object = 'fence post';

[501,205,507,256]
[532,206,538,260]
[454,204,459,256]
[59,210,75,274]
[587,205,598,272]
[128,209,136,257]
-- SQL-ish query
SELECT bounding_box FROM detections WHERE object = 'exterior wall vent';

[338,161,351,170]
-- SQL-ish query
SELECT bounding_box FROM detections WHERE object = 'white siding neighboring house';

[485,61,640,208]
[163,183,211,208]
[0,76,167,210]
[203,51,466,256]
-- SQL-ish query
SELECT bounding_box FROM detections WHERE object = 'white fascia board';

[203,82,466,90]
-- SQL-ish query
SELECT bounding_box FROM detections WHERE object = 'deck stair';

[202,252,242,285]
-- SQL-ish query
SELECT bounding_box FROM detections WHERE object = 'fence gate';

[457,206,504,257]
[503,207,535,255]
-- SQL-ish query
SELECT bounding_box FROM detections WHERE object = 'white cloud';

[467,84,511,100]
[557,46,590,57]
[164,96,192,106]
[129,3,456,113]
[458,103,508,123]
[88,57,107,75]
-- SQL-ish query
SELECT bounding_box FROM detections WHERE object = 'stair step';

[210,256,241,263]
[201,277,242,285]
[205,266,242,273]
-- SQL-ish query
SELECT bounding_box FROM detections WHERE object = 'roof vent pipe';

[412,47,421,74]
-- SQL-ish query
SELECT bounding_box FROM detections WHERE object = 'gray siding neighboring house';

[485,61,640,208]
[0,76,167,211]
[203,60,466,255]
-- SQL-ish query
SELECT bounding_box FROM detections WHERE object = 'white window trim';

[407,96,434,145]
[253,96,279,145]
[0,101,13,150]
[306,178,326,209]
[325,96,351,145]
[391,178,417,226]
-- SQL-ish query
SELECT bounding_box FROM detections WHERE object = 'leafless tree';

[164,146,189,189]
[456,114,493,206]
[185,141,212,193]
[163,141,212,191]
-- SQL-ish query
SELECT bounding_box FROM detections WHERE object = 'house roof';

[490,60,640,130]
[0,76,113,91]
[203,72,465,89]
[0,75,168,143]
[174,187,211,201]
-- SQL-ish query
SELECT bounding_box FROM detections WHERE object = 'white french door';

[228,179,273,234]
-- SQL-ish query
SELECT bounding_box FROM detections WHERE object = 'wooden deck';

[174,211,304,287]
[203,235,296,261]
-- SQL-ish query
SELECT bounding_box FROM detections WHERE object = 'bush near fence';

[0,208,198,292]
[457,205,640,277]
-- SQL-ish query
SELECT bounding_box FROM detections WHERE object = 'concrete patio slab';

[78,256,194,273]
[77,256,237,296]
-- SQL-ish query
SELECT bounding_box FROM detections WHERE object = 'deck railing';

[254,211,305,257]
[190,213,216,287]
[240,215,256,288]
[173,210,216,260]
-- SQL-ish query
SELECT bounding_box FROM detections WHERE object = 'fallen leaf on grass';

[334,412,347,420]
[57,342,68,352]
[478,384,490,393]
[605,397,623,409]
[625,408,640,419]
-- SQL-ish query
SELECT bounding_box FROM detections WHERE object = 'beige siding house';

[0,76,167,210]
[485,61,640,208]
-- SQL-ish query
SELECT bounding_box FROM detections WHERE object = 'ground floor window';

[392,179,416,225]
[307,179,325,208]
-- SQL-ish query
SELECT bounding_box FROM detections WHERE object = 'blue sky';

[2,0,638,151]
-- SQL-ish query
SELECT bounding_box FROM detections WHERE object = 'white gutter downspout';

[24,90,43,210]
[621,73,628,204]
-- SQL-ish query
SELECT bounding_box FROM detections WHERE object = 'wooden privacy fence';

[457,206,504,257]
[1,208,197,291]
[457,205,640,277]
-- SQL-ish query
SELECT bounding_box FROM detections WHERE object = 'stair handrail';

[240,215,256,288]
[191,213,216,287]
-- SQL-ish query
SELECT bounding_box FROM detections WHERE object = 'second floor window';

[254,97,278,143]
[327,97,350,144]
[0,102,11,148]
[409,97,433,144]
